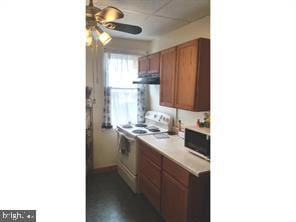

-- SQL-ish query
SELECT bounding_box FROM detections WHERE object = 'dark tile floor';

[86,171,164,222]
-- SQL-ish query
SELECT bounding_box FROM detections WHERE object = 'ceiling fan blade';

[96,6,124,22]
[104,22,142,35]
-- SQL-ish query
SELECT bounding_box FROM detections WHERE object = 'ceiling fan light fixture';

[104,22,116,30]
[95,26,112,46]
[86,2,142,47]
[98,32,112,46]
[85,27,91,37]
[85,28,93,47]
[86,36,93,47]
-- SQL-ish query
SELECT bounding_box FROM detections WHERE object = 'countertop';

[138,134,210,177]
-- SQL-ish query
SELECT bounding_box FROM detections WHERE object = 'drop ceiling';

[87,0,210,40]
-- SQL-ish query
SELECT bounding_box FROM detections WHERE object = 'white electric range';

[116,111,173,193]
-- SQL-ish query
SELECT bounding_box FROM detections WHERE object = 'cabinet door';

[140,154,161,189]
[138,140,162,167]
[195,38,210,111]
[138,56,148,76]
[138,142,161,212]
[139,174,161,212]
[160,47,176,107]
[175,40,198,111]
[148,53,160,74]
[162,171,189,222]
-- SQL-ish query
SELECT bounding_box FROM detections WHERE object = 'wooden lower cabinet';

[139,174,161,212]
[138,141,209,222]
[138,140,162,212]
[140,155,161,189]
[162,171,189,222]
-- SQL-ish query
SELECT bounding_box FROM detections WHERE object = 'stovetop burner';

[146,126,160,132]
[122,124,133,129]
[132,129,147,134]
[147,128,160,132]
[135,123,147,127]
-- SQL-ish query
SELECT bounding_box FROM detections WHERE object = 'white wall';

[150,16,210,52]
[86,37,151,169]
[148,16,210,126]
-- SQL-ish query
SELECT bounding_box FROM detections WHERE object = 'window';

[104,52,140,126]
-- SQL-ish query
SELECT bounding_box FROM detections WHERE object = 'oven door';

[116,130,138,175]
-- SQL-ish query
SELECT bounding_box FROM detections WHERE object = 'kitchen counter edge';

[137,135,210,177]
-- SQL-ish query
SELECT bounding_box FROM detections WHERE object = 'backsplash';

[148,85,209,127]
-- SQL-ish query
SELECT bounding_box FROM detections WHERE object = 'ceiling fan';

[86,0,142,46]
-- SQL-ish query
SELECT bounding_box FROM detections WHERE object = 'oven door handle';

[115,128,136,142]
[123,134,136,142]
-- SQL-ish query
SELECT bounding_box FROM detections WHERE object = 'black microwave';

[184,128,210,160]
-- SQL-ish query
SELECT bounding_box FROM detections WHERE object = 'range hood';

[133,75,160,85]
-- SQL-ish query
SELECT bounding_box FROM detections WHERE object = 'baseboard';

[92,165,117,174]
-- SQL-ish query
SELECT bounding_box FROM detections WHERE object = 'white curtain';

[110,88,137,125]
[104,53,139,88]
[103,52,142,127]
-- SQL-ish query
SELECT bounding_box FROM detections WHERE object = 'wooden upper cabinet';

[158,38,210,111]
[147,52,160,74]
[138,56,148,76]
[195,38,210,111]
[138,53,160,76]
[175,38,210,111]
[160,47,176,107]
[175,40,198,110]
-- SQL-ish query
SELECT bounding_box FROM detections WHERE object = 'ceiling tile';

[155,0,210,22]
[85,0,210,40]
[140,16,188,37]
[115,10,149,26]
